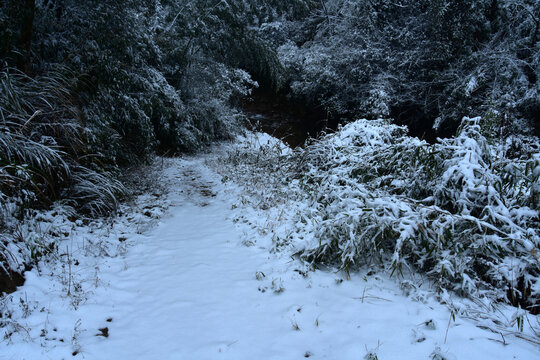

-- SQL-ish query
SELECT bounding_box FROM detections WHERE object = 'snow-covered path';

[3,156,540,359]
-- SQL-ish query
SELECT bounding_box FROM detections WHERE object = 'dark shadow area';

[243,90,465,148]
[241,88,337,148]
[0,270,25,295]
[507,276,540,315]
[390,103,447,144]
[518,99,540,138]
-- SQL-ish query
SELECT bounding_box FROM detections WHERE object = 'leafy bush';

[220,117,539,312]
[291,117,539,310]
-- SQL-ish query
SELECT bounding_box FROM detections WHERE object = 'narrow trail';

[80,158,276,358]
[4,154,539,359]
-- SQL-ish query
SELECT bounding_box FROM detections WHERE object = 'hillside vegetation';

[1,1,539,314]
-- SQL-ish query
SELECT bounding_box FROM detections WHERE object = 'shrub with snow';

[221,116,540,312]
[290,117,539,310]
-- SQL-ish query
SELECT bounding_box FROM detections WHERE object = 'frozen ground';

[1,144,539,359]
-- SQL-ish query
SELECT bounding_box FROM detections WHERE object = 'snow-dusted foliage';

[274,0,539,136]
[291,117,539,309]
[0,68,128,287]
[2,0,283,166]
[220,117,540,312]
[0,68,125,213]
[0,0,276,291]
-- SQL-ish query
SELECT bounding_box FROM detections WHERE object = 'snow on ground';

[1,143,539,359]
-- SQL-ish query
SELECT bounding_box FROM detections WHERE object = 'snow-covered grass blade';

[293,117,539,311]
[0,67,125,292]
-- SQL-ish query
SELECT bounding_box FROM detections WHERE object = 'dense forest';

[1,1,539,312]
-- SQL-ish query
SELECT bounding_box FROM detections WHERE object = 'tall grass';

[0,67,125,287]
[0,69,73,204]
